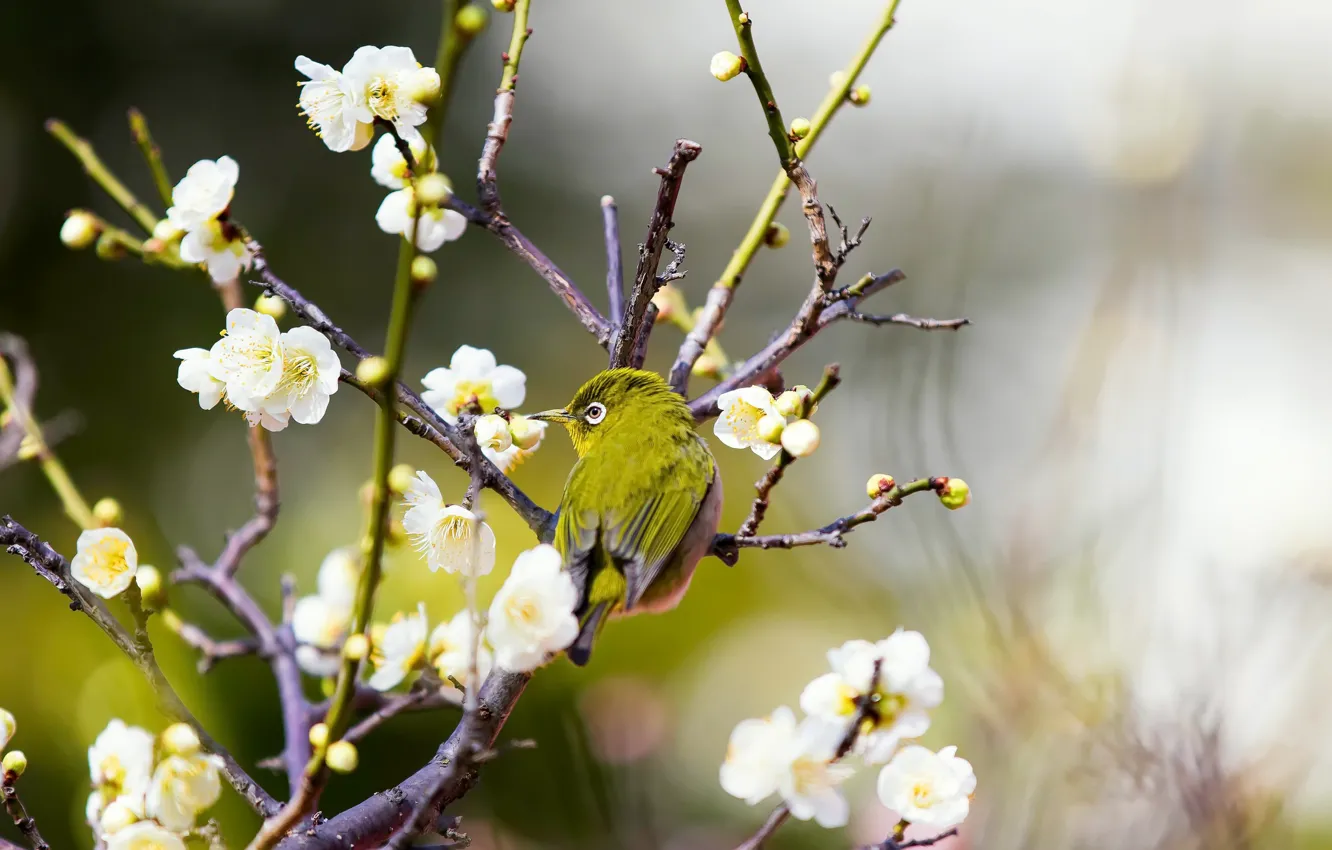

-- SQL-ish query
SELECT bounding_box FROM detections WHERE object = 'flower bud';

[152,219,184,242]
[343,633,370,661]
[757,413,786,445]
[416,173,453,207]
[60,211,100,249]
[456,4,488,35]
[135,566,166,610]
[16,435,40,462]
[0,709,13,751]
[100,799,138,835]
[309,723,330,749]
[710,51,746,82]
[92,497,123,527]
[508,415,544,450]
[780,419,820,457]
[764,222,790,249]
[254,294,287,319]
[866,473,896,498]
[356,356,391,386]
[410,255,437,287]
[651,284,688,323]
[790,117,812,139]
[849,84,871,106]
[774,390,802,418]
[829,71,848,89]
[326,740,359,774]
[95,232,126,261]
[475,414,512,452]
[2,750,27,778]
[160,723,200,756]
[388,464,417,495]
[692,354,722,379]
[491,0,514,10]
[937,477,971,510]
[408,73,441,107]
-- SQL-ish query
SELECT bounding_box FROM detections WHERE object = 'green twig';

[127,108,174,207]
[723,0,795,168]
[499,0,532,92]
[46,119,160,234]
[429,0,468,147]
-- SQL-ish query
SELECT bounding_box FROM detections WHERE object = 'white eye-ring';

[584,402,607,425]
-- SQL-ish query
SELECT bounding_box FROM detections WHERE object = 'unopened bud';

[60,211,100,249]
[651,284,688,323]
[2,751,26,778]
[491,0,514,10]
[408,73,441,107]
[388,464,417,495]
[356,356,391,386]
[95,233,126,261]
[326,740,359,774]
[828,70,848,89]
[254,294,287,319]
[135,566,166,610]
[308,723,330,750]
[757,413,786,445]
[764,222,790,249]
[692,354,722,379]
[780,419,820,457]
[17,435,41,461]
[710,51,746,82]
[937,477,971,510]
[410,255,437,287]
[152,219,184,242]
[789,117,812,140]
[475,414,512,452]
[849,84,871,106]
[866,474,896,498]
[416,173,453,207]
[100,798,138,835]
[343,633,370,661]
[160,723,200,756]
[508,415,544,450]
[773,390,802,418]
[0,710,13,751]
[456,4,488,35]
[92,497,123,527]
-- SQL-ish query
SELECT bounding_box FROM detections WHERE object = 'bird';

[528,368,722,666]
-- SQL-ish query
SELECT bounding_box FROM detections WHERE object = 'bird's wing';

[554,464,601,609]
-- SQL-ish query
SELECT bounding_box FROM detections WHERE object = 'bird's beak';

[526,408,575,424]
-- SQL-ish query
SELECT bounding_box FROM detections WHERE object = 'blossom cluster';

[86,719,224,850]
[174,307,341,431]
[713,385,822,459]
[420,345,547,471]
[160,156,253,284]
[721,630,975,833]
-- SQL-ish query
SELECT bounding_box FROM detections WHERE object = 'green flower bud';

[326,740,359,774]
[343,633,370,661]
[790,118,812,139]
[135,566,166,610]
[764,222,790,249]
[651,284,688,323]
[416,173,453,207]
[456,4,488,36]
[508,415,544,450]
[60,211,100,249]
[411,255,438,287]
[92,497,123,527]
[356,356,391,386]
[2,750,27,777]
[937,477,971,510]
[309,723,330,749]
[160,722,200,756]
[780,419,820,457]
[95,232,126,261]
[388,464,417,494]
[710,51,746,82]
[849,84,871,106]
[491,0,514,10]
[774,390,802,418]
[757,413,786,445]
[866,473,896,498]
[254,294,287,319]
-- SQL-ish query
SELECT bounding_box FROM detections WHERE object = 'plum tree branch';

[603,195,625,327]
[2,767,48,850]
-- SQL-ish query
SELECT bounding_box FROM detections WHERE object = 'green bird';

[528,368,722,666]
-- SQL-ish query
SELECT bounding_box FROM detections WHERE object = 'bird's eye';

[584,402,607,425]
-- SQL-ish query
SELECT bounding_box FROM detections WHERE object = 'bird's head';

[527,368,695,457]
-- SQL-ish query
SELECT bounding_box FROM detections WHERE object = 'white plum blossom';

[720,708,853,828]
[179,219,254,283]
[165,157,237,231]
[0,708,13,752]
[402,471,496,576]
[342,46,439,146]
[428,610,492,703]
[316,547,362,609]
[146,751,223,832]
[486,545,579,672]
[296,57,373,153]
[172,349,224,410]
[71,528,139,599]
[106,820,188,850]
[244,408,291,432]
[420,345,526,422]
[207,308,284,412]
[371,132,430,189]
[485,414,546,473]
[800,631,943,763]
[265,326,341,425]
[876,745,976,830]
[720,706,798,805]
[87,720,155,820]
[375,186,466,252]
[293,594,353,678]
[97,797,141,837]
[368,604,429,691]
[714,386,784,460]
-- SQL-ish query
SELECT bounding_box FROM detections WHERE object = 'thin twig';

[162,610,261,674]
[629,302,659,370]
[733,806,789,850]
[45,119,159,234]
[476,0,533,214]
[610,140,702,368]
[847,312,971,331]
[343,688,446,745]
[603,195,624,326]
[127,108,173,207]
[2,770,48,850]
[866,827,960,850]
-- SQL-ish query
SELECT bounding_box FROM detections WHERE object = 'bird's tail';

[567,601,611,667]
[567,564,625,666]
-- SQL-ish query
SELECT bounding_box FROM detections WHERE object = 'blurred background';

[4,0,1332,847]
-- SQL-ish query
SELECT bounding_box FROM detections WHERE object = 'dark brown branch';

[689,269,906,419]
[629,302,658,370]
[609,140,702,368]
[847,312,971,331]
[343,688,452,745]
[602,195,624,326]
[734,806,789,850]
[865,828,960,850]
[0,518,281,817]
[2,770,48,850]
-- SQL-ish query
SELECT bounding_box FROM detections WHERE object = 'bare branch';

[2,769,48,850]
[164,613,261,674]
[343,688,452,746]
[733,806,789,850]
[629,302,659,370]
[864,828,960,850]
[847,311,971,331]
[602,195,624,327]
[610,140,703,368]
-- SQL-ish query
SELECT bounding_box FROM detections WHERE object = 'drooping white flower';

[172,349,224,410]
[371,132,430,189]
[375,187,467,252]
[800,631,944,763]
[402,471,496,576]
[475,414,512,453]
[0,708,13,751]
[719,708,854,828]
[179,219,255,283]
[266,327,341,425]
[295,56,373,153]
[207,308,284,413]
[342,46,439,146]
[876,745,976,830]
[720,706,798,805]
[292,594,353,678]
[88,720,155,816]
[483,414,546,473]
[428,610,492,703]
[316,547,362,610]
[486,545,579,672]
[368,604,429,691]
[420,345,526,423]
[165,157,238,232]
[714,386,784,460]
[145,750,223,831]
[71,528,139,599]
[106,819,188,850]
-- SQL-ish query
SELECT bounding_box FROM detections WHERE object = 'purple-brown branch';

[0,336,37,469]
[603,195,625,326]
[2,767,48,850]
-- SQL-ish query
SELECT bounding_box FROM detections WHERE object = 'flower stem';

[499,0,532,92]
[723,0,796,168]
[45,119,160,234]
[429,0,467,147]
[127,108,174,208]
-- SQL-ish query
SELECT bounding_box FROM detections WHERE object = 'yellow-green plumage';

[531,369,721,666]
